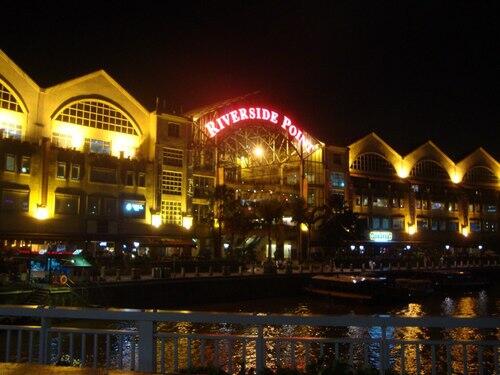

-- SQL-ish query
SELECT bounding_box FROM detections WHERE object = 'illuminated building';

[348,133,499,248]
[0,50,498,258]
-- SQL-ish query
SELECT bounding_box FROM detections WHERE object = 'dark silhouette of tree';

[256,199,285,261]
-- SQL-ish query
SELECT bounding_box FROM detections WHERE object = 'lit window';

[410,184,419,193]
[431,219,439,231]
[161,200,182,225]
[0,80,24,113]
[85,139,111,155]
[382,218,390,229]
[20,156,30,174]
[416,200,422,209]
[55,99,138,135]
[168,123,180,137]
[137,173,146,187]
[372,217,380,229]
[55,195,79,215]
[448,220,459,232]
[329,172,345,189]
[362,196,369,206]
[350,153,396,175]
[417,218,429,230]
[355,195,361,206]
[431,201,445,210]
[52,132,72,149]
[470,219,481,232]
[70,164,80,180]
[162,148,183,166]
[193,175,214,198]
[5,154,16,172]
[161,171,182,195]
[56,162,66,179]
[126,171,135,186]
[485,205,497,213]
[373,197,388,208]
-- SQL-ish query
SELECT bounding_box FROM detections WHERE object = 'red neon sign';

[204,107,317,152]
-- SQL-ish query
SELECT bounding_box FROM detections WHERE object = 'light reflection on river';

[41,287,499,374]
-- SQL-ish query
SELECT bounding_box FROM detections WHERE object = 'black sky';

[2,1,499,159]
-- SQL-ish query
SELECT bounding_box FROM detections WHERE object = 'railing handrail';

[0,305,499,328]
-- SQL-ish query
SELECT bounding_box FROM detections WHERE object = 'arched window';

[350,153,396,175]
[410,160,450,180]
[0,79,25,140]
[0,80,24,113]
[54,99,139,135]
[463,166,498,185]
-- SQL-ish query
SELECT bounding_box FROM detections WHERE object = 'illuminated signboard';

[204,107,317,152]
[369,231,393,242]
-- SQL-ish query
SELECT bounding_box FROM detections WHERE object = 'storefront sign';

[369,231,393,242]
[204,107,317,152]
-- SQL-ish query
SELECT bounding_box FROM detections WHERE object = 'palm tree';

[256,199,285,261]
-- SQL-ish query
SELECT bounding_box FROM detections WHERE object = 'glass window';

[168,123,180,137]
[332,153,342,165]
[87,196,100,216]
[90,167,117,184]
[422,200,429,210]
[52,132,72,149]
[431,201,445,210]
[70,164,80,180]
[431,219,439,231]
[85,138,111,155]
[355,195,361,206]
[162,148,183,166]
[362,196,369,206]
[193,175,214,198]
[161,200,182,225]
[103,197,117,217]
[122,200,145,218]
[55,99,137,135]
[193,203,211,223]
[474,203,481,213]
[329,172,345,189]
[416,199,422,209]
[161,171,182,195]
[126,171,135,186]
[1,190,29,212]
[411,184,419,193]
[448,220,459,232]
[372,217,380,229]
[373,197,388,208]
[417,218,429,230]
[55,195,79,215]
[56,162,66,179]
[382,218,390,229]
[485,205,497,213]
[137,173,146,187]
[439,220,446,231]
[20,156,30,174]
[5,154,15,172]
[0,80,24,113]
[468,203,474,213]
[470,219,481,232]
[392,217,404,230]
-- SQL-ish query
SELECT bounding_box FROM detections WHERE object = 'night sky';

[3,2,499,159]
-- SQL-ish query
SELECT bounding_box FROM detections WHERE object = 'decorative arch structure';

[403,141,456,181]
[456,148,500,185]
[348,133,402,176]
[462,166,498,185]
[350,152,397,176]
[0,77,28,139]
[409,159,451,181]
[50,97,141,158]
[191,104,324,204]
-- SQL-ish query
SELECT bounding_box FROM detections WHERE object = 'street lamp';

[253,145,264,158]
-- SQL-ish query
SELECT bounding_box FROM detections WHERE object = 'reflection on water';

[8,287,493,374]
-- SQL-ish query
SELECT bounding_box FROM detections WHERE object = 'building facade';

[0,50,498,257]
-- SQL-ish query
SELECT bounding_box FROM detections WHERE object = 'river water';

[29,286,500,374]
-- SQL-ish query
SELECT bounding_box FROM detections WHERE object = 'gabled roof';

[44,70,150,116]
[348,132,401,159]
[404,140,456,166]
[457,147,500,169]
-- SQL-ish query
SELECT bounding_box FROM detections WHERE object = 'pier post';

[38,317,51,364]
[138,320,155,372]
[256,325,265,372]
[181,267,185,278]
[195,266,199,277]
[209,266,213,276]
[239,266,243,275]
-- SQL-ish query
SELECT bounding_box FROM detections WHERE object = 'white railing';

[0,305,499,374]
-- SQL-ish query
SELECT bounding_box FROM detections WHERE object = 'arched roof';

[0,76,28,114]
[348,133,402,173]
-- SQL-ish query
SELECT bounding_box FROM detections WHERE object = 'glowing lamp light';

[478,245,483,250]
[445,245,450,250]
[350,245,356,251]
[151,213,161,228]
[182,215,193,230]
[462,227,469,237]
[253,145,264,158]
[408,225,417,236]
[451,172,462,184]
[133,242,140,248]
[397,166,409,179]
[35,205,49,220]
[300,223,308,232]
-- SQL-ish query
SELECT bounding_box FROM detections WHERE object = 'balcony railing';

[0,305,499,374]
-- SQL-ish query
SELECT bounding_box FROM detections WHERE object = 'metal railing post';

[38,317,51,364]
[138,320,155,372]
[379,324,387,374]
[256,325,265,373]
